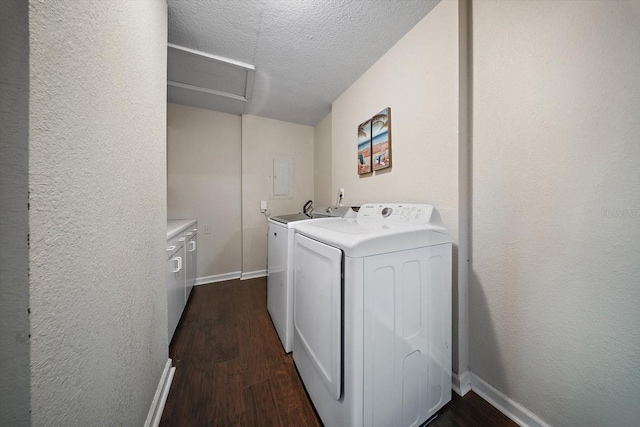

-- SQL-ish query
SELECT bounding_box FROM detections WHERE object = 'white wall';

[166,110,315,280]
[241,114,314,274]
[167,103,243,280]
[313,112,333,206]
[29,1,168,425]
[330,0,463,369]
[471,1,640,425]
[0,0,30,424]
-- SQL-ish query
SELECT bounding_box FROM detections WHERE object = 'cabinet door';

[167,248,185,343]
[186,234,196,300]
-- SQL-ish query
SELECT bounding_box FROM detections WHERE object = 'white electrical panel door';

[362,244,452,427]
[273,158,293,196]
[293,233,343,401]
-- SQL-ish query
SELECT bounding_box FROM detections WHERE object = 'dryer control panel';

[357,203,445,229]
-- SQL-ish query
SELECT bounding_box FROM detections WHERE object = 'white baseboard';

[470,373,549,427]
[194,270,267,285]
[452,370,472,396]
[195,271,241,286]
[144,358,175,427]
[241,269,267,280]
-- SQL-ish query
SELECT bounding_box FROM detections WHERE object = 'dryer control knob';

[381,207,392,217]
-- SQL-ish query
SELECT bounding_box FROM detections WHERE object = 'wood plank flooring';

[160,278,517,427]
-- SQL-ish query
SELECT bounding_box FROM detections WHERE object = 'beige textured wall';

[167,103,242,279]
[241,114,314,274]
[313,112,333,206]
[29,0,168,424]
[471,1,640,425]
[0,0,30,424]
[331,0,459,238]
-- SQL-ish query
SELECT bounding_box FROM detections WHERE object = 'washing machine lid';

[293,203,451,258]
[270,206,355,225]
[270,213,315,224]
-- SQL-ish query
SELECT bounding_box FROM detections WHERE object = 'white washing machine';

[293,203,452,427]
[267,206,355,353]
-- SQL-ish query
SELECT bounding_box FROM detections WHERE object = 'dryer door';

[293,233,343,401]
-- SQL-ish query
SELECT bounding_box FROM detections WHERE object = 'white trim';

[195,270,267,285]
[241,269,267,280]
[144,359,176,427]
[470,373,549,427]
[167,81,249,102]
[245,67,255,101]
[167,43,255,70]
[452,370,472,396]
[456,0,471,388]
[195,271,242,286]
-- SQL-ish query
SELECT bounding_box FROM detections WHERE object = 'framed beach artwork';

[357,118,372,175]
[371,107,391,171]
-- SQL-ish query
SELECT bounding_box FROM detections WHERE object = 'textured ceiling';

[168,0,440,126]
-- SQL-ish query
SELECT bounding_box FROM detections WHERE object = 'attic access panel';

[167,43,255,102]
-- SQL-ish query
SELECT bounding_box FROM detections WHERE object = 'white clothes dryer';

[267,206,355,353]
[293,203,452,427]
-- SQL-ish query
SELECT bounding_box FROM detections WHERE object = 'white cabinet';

[166,220,197,343]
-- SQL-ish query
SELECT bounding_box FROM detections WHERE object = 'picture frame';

[371,107,391,171]
[357,118,372,175]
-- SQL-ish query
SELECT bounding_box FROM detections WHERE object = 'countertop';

[167,219,197,240]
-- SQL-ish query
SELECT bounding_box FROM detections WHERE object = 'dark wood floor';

[160,278,517,427]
